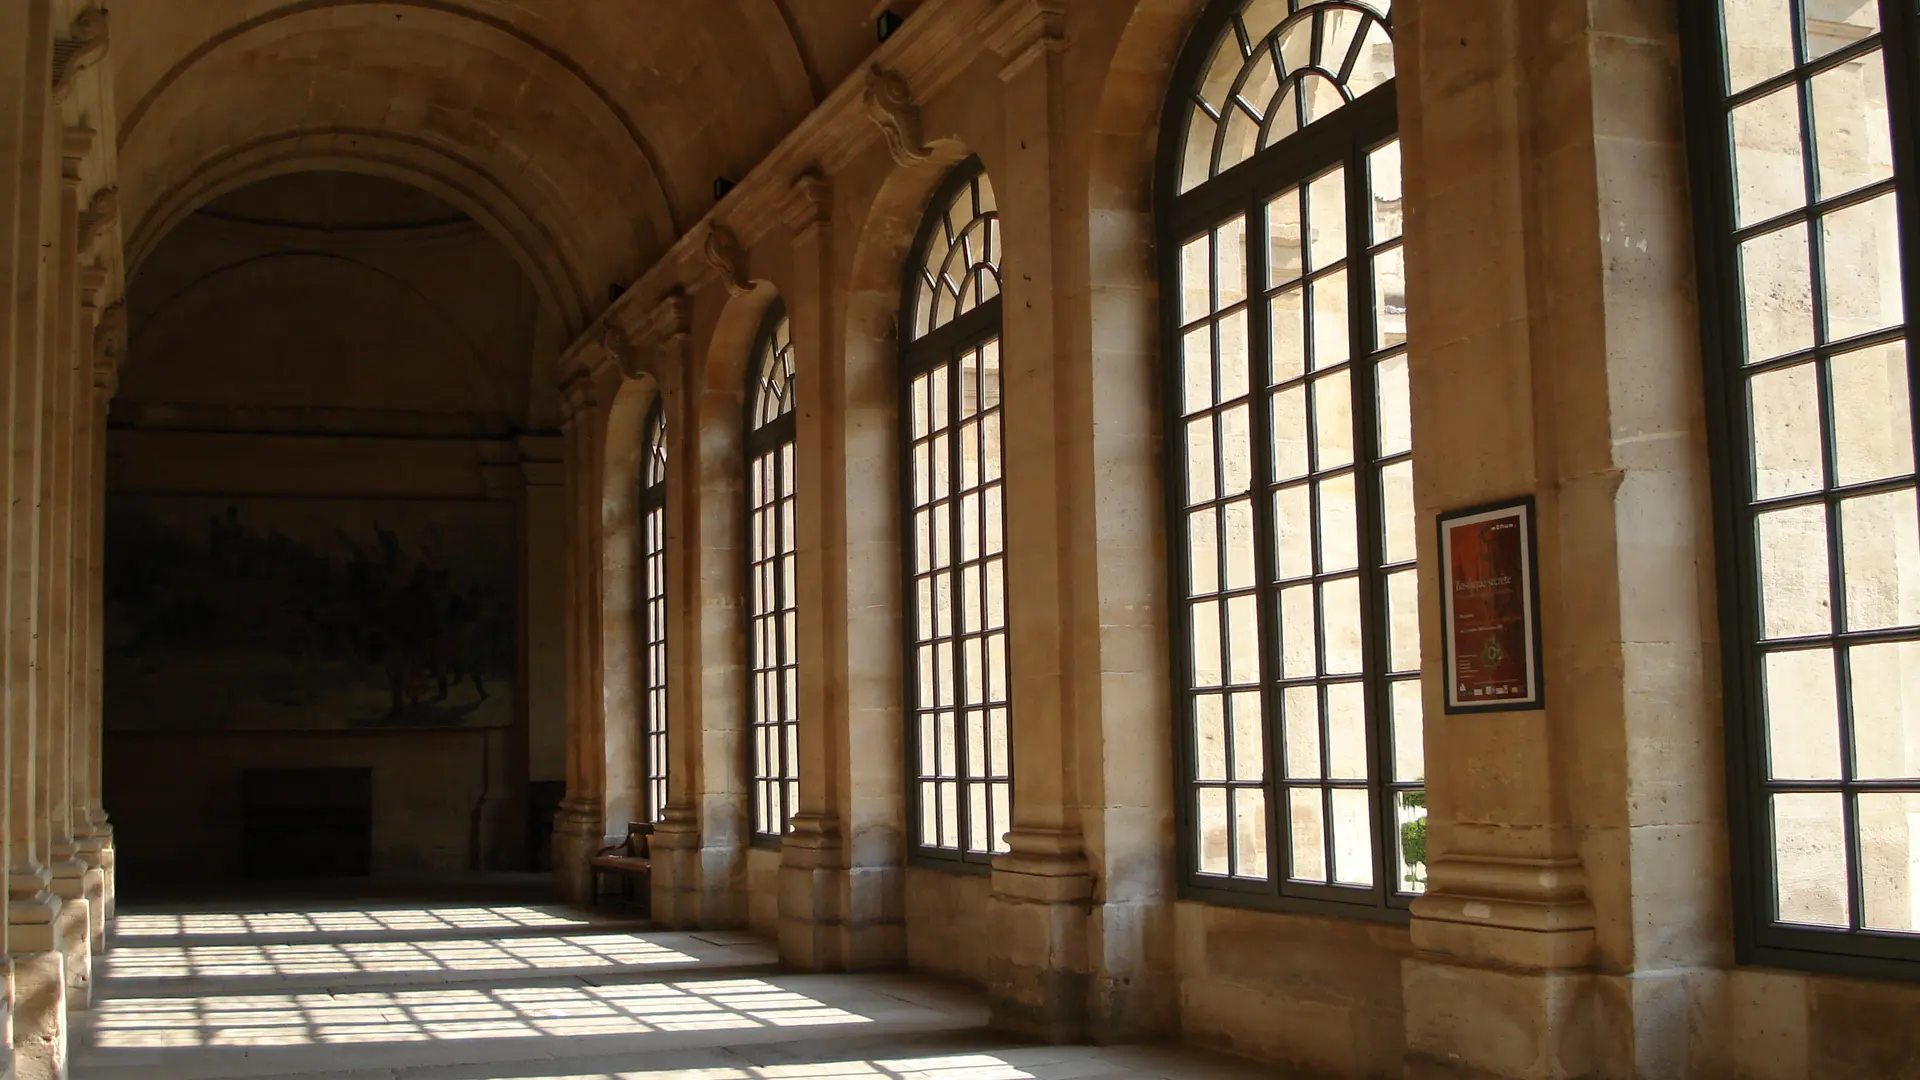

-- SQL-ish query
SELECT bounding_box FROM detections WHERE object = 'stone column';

[0,0,29,1068]
[6,3,68,1074]
[976,0,1098,1042]
[1395,2,1720,1077]
[76,304,117,947]
[551,365,613,902]
[39,129,89,1012]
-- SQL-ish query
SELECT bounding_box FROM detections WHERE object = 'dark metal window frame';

[899,157,1013,872]
[639,396,669,824]
[745,300,800,849]
[1680,0,1920,979]
[1155,0,1412,922]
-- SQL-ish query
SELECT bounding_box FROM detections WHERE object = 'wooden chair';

[590,822,653,912]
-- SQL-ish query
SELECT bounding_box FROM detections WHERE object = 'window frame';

[639,395,670,824]
[745,300,800,848]
[899,157,1014,872]
[1155,0,1413,922]
[1680,0,1920,979]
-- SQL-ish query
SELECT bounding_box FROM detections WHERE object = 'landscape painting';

[104,496,516,731]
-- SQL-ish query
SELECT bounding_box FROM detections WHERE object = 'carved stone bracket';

[77,187,118,256]
[863,66,933,168]
[981,0,1068,78]
[52,6,110,101]
[91,302,125,398]
[703,225,752,297]
[783,172,833,235]
[558,367,600,430]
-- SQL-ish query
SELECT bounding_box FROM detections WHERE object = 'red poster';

[1441,501,1541,712]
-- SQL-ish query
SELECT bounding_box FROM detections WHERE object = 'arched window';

[1684,0,1920,974]
[747,303,800,842]
[901,159,1013,866]
[1158,0,1419,916]
[639,398,669,823]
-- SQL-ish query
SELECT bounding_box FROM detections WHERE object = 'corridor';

[71,898,1268,1080]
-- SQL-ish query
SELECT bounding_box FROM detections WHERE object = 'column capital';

[981,0,1067,80]
[863,66,933,168]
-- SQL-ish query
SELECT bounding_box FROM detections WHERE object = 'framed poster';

[1438,497,1544,713]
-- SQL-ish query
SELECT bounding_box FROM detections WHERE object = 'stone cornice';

[782,172,833,235]
[981,0,1068,78]
[552,0,993,389]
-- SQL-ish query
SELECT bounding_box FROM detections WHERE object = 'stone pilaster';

[977,0,1099,1042]
[552,365,611,903]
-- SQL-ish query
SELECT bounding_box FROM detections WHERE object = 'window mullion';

[1247,189,1288,894]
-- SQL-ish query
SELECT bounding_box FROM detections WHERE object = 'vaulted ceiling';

[112,1,880,336]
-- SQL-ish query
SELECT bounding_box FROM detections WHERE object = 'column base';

[9,952,65,1080]
[776,814,904,972]
[987,829,1093,1043]
[71,837,105,960]
[550,801,605,905]
[649,807,703,928]
[47,861,89,1013]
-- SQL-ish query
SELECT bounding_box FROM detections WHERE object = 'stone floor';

[72,896,1274,1080]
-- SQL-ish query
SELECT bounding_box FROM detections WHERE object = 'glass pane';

[1748,361,1825,499]
[1181,325,1213,415]
[1326,682,1367,779]
[1376,353,1412,458]
[1373,246,1406,351]
[1803,0,1879,63]
[1220,309,1251,402]
[1850,640,1920,780]
[1313,371,1355,469]
[1391,679,1424,782]
[1268,187,1304,286]
[1271,286,1307,383]
[1741,224,1815,363]
[1395,788,1428,894]
[1181,235,1210,325]
[1811,48,1893,200]
[1308,168,1347,271]
[1217,215,1249,310]
[1280,584,1317,679]
[1284,685,1321,779]
[1772,792,1851,928]
[1388,569,1420,673]
[1194,694,1227,781]
[1274,483,1313,580]
[1181,105,1216,195]
[1822,192,1903,341]
[1224,499,1257,590]
[1288,788,1327,882]
[1369,139,1403,242]
[1311,270,1351,370]
[1198,788,1230,875]
[1187,416,1218,504]
[1191,601,1223,687]
[1331,788,1374,886]
[1841,488,1920,630]
[1318,474,1360,573]
[1731,85,1806,228]
[1273,385,1310,481]
[1764,647,1842,780]
[1321,576,1365,676]
[1227,593,1261,685]
[1382,461,1417,564]
[1721,0,1795,94]
[1857,791,1920,933]
[1220,404,1253,496]
[1831,341,1915,486]
[1230,690,1264,783]
[1757,503,1832,638]
[1233,788,1269,879]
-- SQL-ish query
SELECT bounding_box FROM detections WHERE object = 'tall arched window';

[639,398,669,822]
[1159,0,1420,916]
[747,304,800,842]
[1684,0,1920,974]
[901,160,1013,867]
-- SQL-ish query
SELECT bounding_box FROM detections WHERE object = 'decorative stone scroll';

[703,225,752,297]
[52,6,110,101]
[863,66,932,168]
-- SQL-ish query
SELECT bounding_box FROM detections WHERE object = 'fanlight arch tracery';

[908,168,1001,343]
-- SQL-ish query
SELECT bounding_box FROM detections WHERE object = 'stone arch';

[602,371,662,835]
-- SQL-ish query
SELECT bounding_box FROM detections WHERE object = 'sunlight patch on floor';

[454,1055,1036,1080]
[102,933,696,980]
[112,907,590,939]
[90,978,873,1048]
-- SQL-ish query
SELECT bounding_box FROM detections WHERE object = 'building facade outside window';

[901,160,1014,867]
[1158,0,1422,916]
[639,398,669,822]
[1683,0,1920,976]
[746,304,800,842]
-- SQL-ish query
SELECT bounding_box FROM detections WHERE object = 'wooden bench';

[589,822,652,912]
